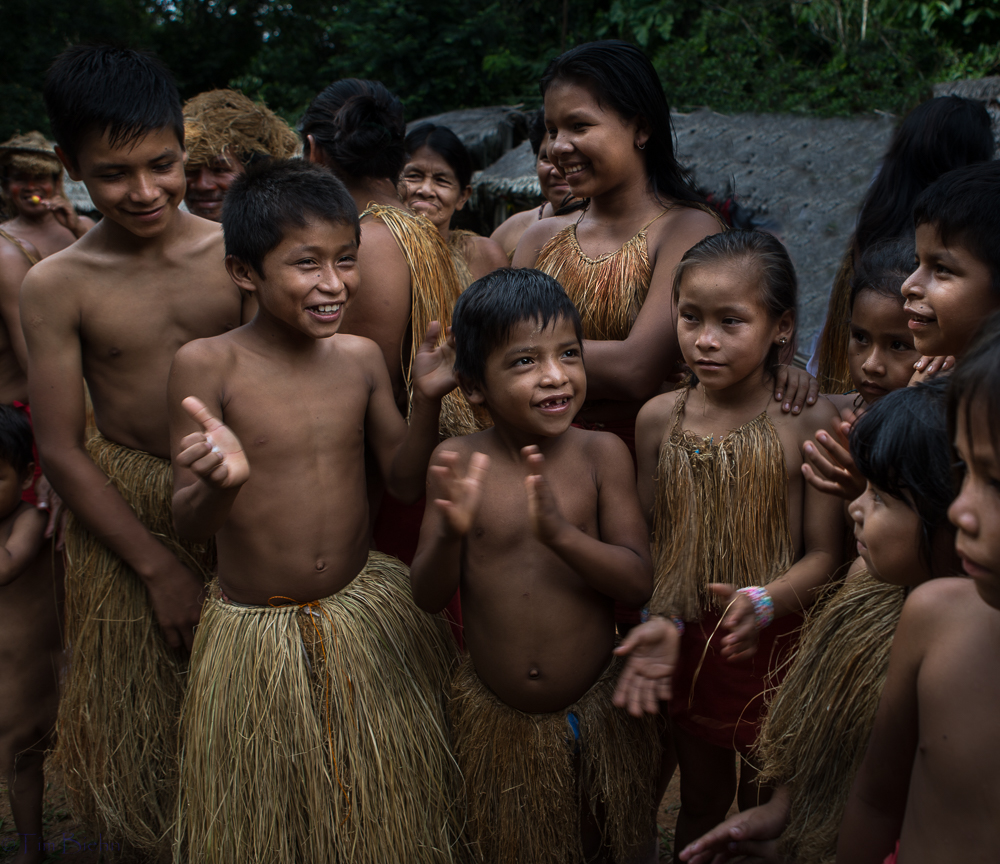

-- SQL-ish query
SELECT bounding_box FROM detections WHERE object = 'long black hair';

[853,95,993,256]
[540,40,703,207]
[299,79,406,183]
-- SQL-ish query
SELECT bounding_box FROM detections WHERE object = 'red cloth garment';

[669,607,801,753]
[12,401,40,506]
[883,841,899,864]
[373,493,464,648]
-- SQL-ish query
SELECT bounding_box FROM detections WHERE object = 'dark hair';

[528,112,547,157]
[222,159,359,276]
[673,230,797,374]
[299,79,406,183]
[948,310,1000,458]
[43,45,184,169]
[0,405,35,479]
[452,268,583,387]
[912,160,1000,294]
[854,96,993,256]
[404,123,473,189]
[851,377,953,567]
[540,40,702,207]
[849,238,914,312]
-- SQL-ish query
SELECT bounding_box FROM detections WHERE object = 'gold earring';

[778,337,787,345]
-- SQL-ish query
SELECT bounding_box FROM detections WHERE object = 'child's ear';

[55,146,81,182]
[634,115,651,151]
[20,464,34,493]
[774,310,795,346]
[225,256,258,293]
[458,373,486,405]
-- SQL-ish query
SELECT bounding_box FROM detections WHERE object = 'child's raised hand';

[711,584,760,661]
[801,419,865,501]
[523,445,568,546]
[612,617,680,716]
[412,320,458,402]
[429,449,489,538]
[177,396,249,489]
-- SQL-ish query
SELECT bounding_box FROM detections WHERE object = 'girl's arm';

[635,394,676,527]
[836,586,929,863]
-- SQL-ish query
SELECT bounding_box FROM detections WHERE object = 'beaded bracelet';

[640,608,686,635]
[737,586,775,630]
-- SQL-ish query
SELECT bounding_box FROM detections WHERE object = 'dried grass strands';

[362,203,483,438]
[448,229,477,291]
[450,656,661,864]
[755,572,904,864]
[535,223,652,342]
[57,434,215,853]
[175,552,467,864]
[816,247,856,395]
[650,390,794,621]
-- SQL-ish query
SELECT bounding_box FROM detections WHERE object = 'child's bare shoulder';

[332,332,388,365]
[637,389,681,435]
[569,424,631,465]
[173,331,241,375]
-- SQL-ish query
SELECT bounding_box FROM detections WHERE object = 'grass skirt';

[57,434,215,852]
[450,655,661,864]
[175,552,466,864]
[755,572,904,864]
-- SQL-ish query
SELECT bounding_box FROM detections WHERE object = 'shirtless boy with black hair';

[20,44,244,851]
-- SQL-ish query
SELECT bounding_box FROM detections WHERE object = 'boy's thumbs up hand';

[177,396,250,489]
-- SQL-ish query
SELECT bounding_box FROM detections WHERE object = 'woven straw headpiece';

[0,131,62,178]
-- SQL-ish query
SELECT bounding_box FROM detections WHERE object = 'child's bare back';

[170,329,396,604]
[433,426,647,713]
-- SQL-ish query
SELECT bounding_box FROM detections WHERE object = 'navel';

[528,668,540,679]
[315,560,326,571]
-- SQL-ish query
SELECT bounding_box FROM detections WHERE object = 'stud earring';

[778,337,787,345]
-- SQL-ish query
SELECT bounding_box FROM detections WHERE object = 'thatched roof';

[408,106,529,169]
[474,140,539,198]
[64,178,96,214]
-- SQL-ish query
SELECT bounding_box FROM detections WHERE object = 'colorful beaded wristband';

[737,586,774,630]
[640,608,686,635]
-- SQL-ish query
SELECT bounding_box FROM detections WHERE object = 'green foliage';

[2,0,999,143]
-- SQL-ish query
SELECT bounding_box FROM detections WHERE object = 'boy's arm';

[525,435,653,606]
[0,506,48,586]
[365,323,456,504]
[169,343,247,541]
[410,444,489,613]
[21,264,204,650]
[836,585,928,863]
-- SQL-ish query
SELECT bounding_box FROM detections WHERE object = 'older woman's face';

[3,170,58,216]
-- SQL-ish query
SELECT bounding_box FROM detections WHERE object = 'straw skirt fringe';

[57,434,215,852]
[450,655,661,864]
[175,552,466,864]
[755,572,904,864]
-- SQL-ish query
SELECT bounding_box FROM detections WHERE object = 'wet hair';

[299,79,406,183]
[0,405,34,480]
[43,45,184,169]
[540,40,702,207]
[672,230,797,374]
[851,377,953,567]
[404,123,473,189]
[222,159,359,277]
[948,310,1000,458]
[854,96,993,256]
[912,160,1000,294]
[849,238,914,312]
[452,268,583,387]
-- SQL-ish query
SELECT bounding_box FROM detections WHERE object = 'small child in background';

[0,405,60,864]
[410,269,660,864]
[837,315,1000,863]
[634,230,843,855]
[803,238,921,502]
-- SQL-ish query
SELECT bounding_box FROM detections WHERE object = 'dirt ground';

[0,768,689,863]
